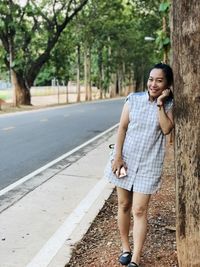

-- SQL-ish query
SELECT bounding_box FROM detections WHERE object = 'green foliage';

[159,1,170,12]
[0,0,165,93]
[156,30,170,49]
[155,0,171,61]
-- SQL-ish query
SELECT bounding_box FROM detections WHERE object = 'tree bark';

[9,38,31,105]
[172,1,200,266]
[13,71,31,105]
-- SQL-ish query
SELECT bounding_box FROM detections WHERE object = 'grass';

[0,90,12,100]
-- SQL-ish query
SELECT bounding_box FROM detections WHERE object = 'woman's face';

[147,68,168,98]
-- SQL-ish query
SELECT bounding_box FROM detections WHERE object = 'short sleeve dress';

[104,91,173,194]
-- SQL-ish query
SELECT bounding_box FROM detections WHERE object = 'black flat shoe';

[118,251,132,265]
[127,262,139,267]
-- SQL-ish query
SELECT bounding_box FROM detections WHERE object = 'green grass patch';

[0,90,12,100]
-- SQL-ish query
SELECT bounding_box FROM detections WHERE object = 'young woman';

[104,63,174,267]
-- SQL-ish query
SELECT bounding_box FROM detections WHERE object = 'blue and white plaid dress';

[104,91,173,194]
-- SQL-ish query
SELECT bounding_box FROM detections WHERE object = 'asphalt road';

[0,99,124,190]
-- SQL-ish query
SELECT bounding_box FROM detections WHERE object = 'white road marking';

[25,178,108,267]
[0,123,118,197]
[40,118,48,122]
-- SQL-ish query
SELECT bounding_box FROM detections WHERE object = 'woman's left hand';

[157,89,170,106]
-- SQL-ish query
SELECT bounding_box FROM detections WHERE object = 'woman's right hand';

[111,157,127,178]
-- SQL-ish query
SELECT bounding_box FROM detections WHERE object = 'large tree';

[0,0,88,105]
[172,1,200,266]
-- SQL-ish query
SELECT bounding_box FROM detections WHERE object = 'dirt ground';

[65,142,178,267]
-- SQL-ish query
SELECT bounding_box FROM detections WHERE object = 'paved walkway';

[0,128,117,267]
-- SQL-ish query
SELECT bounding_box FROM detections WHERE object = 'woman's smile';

[147,69,168,98]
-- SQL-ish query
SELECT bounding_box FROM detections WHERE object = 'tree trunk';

[76,45,81,102]
[100,64,104,99]
[84,47,89,101]
[117,68,123,96]
[127,70,135,95]
[109,73,117,98]
[172,1,200,266]
[8,36,30,106]
[88,49,92,101]
[162,16,169,64]
[98,47,103,100]
[13,71,31,105]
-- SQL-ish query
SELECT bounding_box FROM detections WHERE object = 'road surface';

[0,99,124,190]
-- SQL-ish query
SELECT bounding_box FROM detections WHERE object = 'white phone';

[119,166,127,178]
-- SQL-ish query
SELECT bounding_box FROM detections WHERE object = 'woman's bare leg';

[131,192,151,264]
[117,187,133,252]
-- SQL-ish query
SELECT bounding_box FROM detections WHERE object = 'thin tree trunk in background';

[116,72,120,95]
[65,80,69,104]
[128,72,132,95]
[172,1,200,266]
[109,73,117,98]
[84,46,89,101]
[131,67,136,93]
[8,37,17,106]
[122,61,126,96]
[117,68,122,96]
[128,69,135,95]
[107,38,117,98]
[84,47,92,101]
[162,16,168,63]
[76,45,81,102]
[102,64,106,98]
[88,49,92,101]
[98,48,103,99]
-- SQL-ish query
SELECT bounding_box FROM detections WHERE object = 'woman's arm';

[157,106,174,135]
[157,89,174,135]
[112,102,129,177]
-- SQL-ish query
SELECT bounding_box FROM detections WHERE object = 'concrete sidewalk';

[0,129,117,267]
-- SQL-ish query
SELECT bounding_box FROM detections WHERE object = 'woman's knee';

[117,187,133,213]
[132,204,148,217]
[118,199,132,213]
[132,193,150,218]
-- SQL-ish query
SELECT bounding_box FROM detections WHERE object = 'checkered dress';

[104,91,173,194]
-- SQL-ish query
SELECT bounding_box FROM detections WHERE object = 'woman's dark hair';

[151,63,174,99]
[152,63,174,87]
